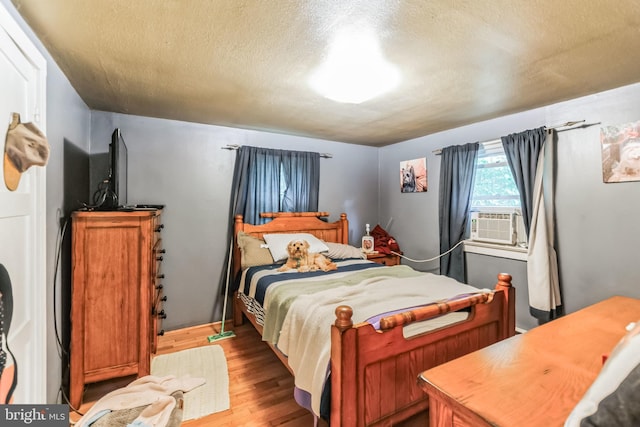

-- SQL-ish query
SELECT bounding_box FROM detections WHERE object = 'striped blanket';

[238,259,398,340]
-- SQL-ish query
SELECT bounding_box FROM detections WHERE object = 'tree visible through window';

[471,144,520,209]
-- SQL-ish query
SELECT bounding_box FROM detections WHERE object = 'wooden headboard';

[233,211,349,277]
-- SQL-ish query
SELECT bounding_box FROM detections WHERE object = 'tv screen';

[109,128,128,208]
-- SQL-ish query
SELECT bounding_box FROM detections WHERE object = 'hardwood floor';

[69,321,428,426]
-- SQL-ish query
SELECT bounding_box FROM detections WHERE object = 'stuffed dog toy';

[278,239,337,272]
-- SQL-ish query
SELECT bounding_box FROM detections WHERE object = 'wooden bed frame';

[232,212,515,427]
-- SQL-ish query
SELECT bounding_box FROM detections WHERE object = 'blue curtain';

[281,150,320,213]
[502,128,562,322]
[232,146,281,225]
[229,146,320,224]
[501,127,546,235]
[221,146,320,294]
[438,142,479,282]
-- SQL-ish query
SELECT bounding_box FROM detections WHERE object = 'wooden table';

[418,296,640,427]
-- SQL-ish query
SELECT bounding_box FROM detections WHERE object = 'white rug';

[151,345,230,421]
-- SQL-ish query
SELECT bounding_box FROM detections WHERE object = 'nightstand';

[366,252,401,266]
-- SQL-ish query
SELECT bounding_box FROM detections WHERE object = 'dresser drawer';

[366,252,401,266]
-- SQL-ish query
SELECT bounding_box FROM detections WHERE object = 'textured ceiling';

[11,0,640,146]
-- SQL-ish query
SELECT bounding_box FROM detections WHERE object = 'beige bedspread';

[261,264,422,344]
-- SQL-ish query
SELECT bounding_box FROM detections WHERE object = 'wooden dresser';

[70,209,164,408]
[418,296,640,427]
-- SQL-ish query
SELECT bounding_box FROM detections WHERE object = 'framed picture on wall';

[601,120,640,183]
[400,157,427,193]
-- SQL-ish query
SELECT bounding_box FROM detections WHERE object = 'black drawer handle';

[158,329,165,336]
[157,274,165,279]
[156,256,163,262]
[155,224,164,232]
[160,296,167,302]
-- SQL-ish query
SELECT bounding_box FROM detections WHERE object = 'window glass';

[279,166,286,206]
[471,147,521,208]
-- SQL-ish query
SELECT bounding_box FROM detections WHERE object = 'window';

[467,140,528,250]
[470,140,521,209]
[232,146,319,225]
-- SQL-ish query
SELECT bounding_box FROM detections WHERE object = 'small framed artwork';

[601,120,640,183]
[400,157,427,193]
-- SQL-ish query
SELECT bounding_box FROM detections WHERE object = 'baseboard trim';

[161,318,234,336]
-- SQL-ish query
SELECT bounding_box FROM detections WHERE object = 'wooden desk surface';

[419,296,640,427]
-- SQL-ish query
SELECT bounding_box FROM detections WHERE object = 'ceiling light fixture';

[309,28,400,104]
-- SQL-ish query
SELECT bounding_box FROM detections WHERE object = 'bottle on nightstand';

[362,223,375,254]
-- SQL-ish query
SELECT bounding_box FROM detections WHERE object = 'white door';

[0,4,47,403]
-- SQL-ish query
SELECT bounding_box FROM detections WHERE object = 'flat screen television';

[108,128,128,209]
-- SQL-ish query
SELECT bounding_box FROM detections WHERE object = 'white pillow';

[324,242,366,260]
[262,233,330,261]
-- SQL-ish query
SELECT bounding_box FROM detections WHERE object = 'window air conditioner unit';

[470,212,517,245]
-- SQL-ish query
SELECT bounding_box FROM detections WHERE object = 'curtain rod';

[221,144,332,158]
[432,120,600,155]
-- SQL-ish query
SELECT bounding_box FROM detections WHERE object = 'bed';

[232,211,515,427]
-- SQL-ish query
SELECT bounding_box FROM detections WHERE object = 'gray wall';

[378,83,640,330]
[551,85,640,313]
[89,112,380,330]
[465,255,531,329]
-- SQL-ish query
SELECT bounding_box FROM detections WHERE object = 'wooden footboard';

[330,274,515,427]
